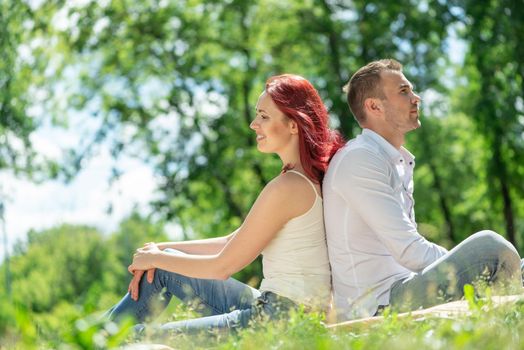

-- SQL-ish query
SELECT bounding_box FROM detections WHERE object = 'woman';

[106,74,344,333]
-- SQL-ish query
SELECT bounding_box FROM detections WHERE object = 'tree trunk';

[318,0,355,137]
[493,141,517,247]
[419,126,456,242]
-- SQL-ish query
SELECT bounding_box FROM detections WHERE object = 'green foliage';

[450,0,524,248]
[59,314,133,350]
[7,292,524,349]
[409,112,496,244]
[1,0,522,250]
[1,1,524,347]
[9,225,110,312]
[5,0,456,242]
[2,219,524,348]
[4,0,523,251]
[0,214,171,347]
[105,213,170,296]
[0,1,37,173]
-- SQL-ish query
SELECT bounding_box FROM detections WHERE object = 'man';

[323,59,522,320]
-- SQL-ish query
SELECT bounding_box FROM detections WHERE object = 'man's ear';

[364,97,382,116]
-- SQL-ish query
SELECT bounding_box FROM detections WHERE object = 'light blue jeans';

[106,249,296,334]
[389,230,524,312]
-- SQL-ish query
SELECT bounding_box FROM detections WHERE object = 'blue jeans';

[389,230,523,312]
[106,250,296,334]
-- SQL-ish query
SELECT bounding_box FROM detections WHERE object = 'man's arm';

[333,148,447,271]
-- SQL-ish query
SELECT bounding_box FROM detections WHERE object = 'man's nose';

[412,92,421,105]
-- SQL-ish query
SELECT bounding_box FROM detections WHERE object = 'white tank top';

[259,170,331,311]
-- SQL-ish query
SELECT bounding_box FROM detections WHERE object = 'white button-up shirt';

[323,129,448,320]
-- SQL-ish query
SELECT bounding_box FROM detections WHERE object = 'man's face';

[379,70,421,134]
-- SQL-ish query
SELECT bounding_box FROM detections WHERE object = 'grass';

[3,288,524,349]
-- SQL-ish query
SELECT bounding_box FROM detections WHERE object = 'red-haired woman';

[106,74,344,334]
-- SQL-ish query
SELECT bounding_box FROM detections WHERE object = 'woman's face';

[250,92,295,154]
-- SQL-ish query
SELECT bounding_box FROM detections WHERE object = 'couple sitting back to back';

[106,59,523,334]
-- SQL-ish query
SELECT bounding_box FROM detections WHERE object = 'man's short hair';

[343,59,403,125]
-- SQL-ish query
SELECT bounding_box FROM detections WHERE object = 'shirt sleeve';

[332,147,448,272]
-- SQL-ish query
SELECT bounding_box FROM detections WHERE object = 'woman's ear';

[289,119,299,135]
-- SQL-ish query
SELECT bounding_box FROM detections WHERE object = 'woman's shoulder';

[267,171,313,191]
[263,171,317,205]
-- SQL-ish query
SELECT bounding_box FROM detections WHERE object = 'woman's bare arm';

[129,172,316,280]
[153,231,237,255]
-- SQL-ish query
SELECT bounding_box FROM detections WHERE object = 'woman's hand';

[127,242,160,300]
[128,242,161,273]
[127,268,156,301]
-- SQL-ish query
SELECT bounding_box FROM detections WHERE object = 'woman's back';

[260,170,331,310]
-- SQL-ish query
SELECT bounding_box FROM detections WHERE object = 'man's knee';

[462,230,520,273]
[470,230,518,256]
[472,230,521,276]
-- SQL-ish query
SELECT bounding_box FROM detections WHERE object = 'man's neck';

[365,127,404,149]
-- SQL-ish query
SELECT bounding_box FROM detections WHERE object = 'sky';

[0,124,159,262]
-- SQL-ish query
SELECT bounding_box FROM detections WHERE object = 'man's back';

[323,129,446,320]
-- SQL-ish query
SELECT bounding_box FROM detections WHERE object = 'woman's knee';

[152,267,185,282]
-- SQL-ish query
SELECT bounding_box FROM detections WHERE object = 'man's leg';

[389,230,523,312]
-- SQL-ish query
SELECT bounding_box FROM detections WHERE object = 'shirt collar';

[361,128,415,165]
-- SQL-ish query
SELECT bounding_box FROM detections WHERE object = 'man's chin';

[406,123,421,134]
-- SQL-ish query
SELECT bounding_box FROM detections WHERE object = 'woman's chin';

[256,144,269,153]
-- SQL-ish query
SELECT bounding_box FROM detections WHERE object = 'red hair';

[265,74,345,183]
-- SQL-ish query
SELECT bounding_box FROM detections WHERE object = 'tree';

[0,1,37,173]
[449,0,524,248]
[107,212,169,293]
[7,0,523,253]
[8,225,110,312]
